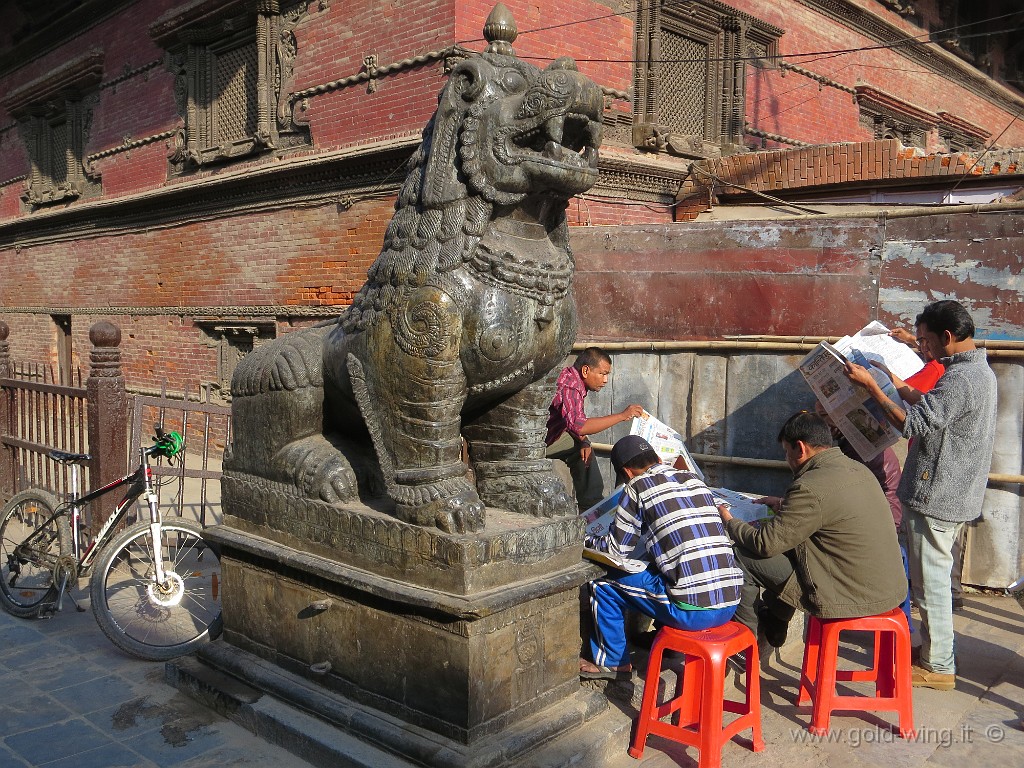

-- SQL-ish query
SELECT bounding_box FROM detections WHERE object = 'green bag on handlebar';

[154,431,184,458]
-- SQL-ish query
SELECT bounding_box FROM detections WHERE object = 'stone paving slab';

[0,593,314,768]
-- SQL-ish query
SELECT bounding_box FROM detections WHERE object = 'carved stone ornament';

[225,3,605,534]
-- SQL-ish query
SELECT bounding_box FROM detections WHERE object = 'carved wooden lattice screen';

[49,120,69,188]
[660,30,712,140]
[213,43,259,147]
[632,0,782,155]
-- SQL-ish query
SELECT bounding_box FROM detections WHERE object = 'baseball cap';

[610,435,656,483]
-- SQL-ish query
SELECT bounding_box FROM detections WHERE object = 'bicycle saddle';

[48,450,91,464]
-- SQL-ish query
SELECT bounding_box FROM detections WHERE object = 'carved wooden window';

[2,50,103,208]
[150,0,310,174]
[195,319,275,403]
[855,86,932,150]
[634,0,782,157]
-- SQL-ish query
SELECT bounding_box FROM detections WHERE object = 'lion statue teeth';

[225,4,604,534]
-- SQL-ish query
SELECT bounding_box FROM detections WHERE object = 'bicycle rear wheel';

[90,519,223,660]
[0,490,70,617]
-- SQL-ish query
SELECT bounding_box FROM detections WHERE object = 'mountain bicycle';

[0,429,222,660]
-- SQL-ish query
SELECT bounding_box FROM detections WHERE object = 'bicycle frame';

[54,444,167,577]
[31,444,169,614]
[1,431,219,659]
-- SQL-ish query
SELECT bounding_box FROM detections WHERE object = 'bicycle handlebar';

[148,430,184,459]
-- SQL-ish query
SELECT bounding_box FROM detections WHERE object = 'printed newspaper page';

[832,321,925,381]
[629,410,704,480]
[710,487,775,527]
[799,341,904,462]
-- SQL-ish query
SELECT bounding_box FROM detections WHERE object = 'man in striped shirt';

[580,435,743,680]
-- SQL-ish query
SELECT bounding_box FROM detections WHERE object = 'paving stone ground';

[1,584,1021,768]
[0,592,314,768]
[600,592,1024,768]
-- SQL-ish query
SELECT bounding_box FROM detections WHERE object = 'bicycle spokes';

[90,521,222,660]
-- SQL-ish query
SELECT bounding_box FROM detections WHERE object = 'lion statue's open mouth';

[509,110,601,170]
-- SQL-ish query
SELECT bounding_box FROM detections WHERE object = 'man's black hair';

[916,299,975,342]
[776,411,834,449]
[621,449,661,473]
[573,347,611,371]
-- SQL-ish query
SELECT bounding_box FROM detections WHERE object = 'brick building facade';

[1,0,1023,393]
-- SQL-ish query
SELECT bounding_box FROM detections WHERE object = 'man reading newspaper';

[720,412,907,661]
[579,436,743,680]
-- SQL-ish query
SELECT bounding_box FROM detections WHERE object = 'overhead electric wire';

[454,5,1024,68]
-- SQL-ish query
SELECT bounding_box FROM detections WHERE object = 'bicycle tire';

[90,519,223,660]
[0,489,70,617]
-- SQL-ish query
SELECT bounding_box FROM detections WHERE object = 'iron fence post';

[0,320,11,503]
[87,321,128,531]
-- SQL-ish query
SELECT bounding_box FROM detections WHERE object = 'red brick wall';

[453,0,635,95]
[0,194,396,392]
[3,0,1024,387]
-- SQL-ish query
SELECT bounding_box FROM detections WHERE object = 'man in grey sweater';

[847,300,997,691]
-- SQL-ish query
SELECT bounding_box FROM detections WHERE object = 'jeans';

[899,544,913,631]
[587,567,737,667]
[905,508,963,674]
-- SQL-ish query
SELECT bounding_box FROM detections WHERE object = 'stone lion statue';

[225,6,604,534]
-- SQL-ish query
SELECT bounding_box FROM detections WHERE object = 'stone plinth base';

[200,476,605,762]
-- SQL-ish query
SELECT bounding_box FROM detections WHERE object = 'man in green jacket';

[720,411,908,653]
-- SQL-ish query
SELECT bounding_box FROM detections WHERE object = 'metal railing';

[0,362,89,499]
[130,388,231,527]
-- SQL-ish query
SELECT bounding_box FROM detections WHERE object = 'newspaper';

[582,485,626,539]
[799,341,905,462]
[832,321,924,381]
[629,410,704,480]
[710,487,774,527]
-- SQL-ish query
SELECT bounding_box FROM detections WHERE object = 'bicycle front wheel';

[0,490,70,617]
[90,520,223,660]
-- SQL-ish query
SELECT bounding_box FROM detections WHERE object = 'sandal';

[579,660,633,680]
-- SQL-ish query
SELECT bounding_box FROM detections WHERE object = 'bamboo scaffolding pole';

[575,339,1024,357]
[589,444,1023,483]
[811,200,1024,220]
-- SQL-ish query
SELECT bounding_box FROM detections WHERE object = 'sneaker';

[727,653,747,676]
[911,664,955,691]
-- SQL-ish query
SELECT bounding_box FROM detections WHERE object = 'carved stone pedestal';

[179,472,608,767]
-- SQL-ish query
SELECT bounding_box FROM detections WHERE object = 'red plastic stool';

[796,607,915,737]
[629,621,765,768]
